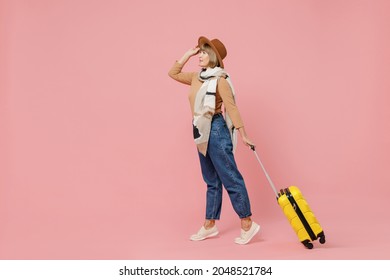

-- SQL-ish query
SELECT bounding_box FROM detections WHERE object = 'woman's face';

[198,50,210,68]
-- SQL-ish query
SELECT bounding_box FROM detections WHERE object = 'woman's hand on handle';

[242,135,256,149]
[237,127,256,150]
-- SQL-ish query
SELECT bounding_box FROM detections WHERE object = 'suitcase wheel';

[318,232,326,244]
[302,240,314,249]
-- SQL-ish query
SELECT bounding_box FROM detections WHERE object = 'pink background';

[1,0,390,259]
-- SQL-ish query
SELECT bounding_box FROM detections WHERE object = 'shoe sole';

[234,224,260,245]
[190,231,219,241]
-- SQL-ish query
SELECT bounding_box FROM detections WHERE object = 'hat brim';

[198,36,224,68]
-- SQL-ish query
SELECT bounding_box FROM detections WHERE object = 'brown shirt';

[168,61,244,129]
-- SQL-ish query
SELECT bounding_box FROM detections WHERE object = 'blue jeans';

[198,114,252,220]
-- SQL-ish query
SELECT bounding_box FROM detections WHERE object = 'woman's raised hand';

[178,47,200,64]
[186,47,200,57]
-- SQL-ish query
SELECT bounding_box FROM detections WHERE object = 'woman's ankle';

[204,219,215,230]
[241,217,252,231]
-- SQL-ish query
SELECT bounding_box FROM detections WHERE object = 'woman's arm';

[218,79,256,149]
[178,47,199,64]
[237,126,255,149]
[168,47,200,85]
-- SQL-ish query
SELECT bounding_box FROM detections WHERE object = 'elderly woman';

[168,36,260,245]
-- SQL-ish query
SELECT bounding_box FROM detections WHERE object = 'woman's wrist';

[178,54,190,65]
[178,47,199,65]
[238,127,255,147]
[238,127,247,138]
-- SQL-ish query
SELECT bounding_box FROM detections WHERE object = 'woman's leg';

[189,149,222,241]
[207,116,260,244]
[207,117,252,220]
[198,150,223,221]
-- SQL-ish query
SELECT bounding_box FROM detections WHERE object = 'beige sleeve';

[168,61,195,85]
[218,78,244,129]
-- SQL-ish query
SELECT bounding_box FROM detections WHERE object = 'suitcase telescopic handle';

[250,145,279,198]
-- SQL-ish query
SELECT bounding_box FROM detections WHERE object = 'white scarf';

[193,67,237,156]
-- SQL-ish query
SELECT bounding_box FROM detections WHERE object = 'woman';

[168,36,260,245]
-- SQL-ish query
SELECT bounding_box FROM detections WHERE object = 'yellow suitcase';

[251,146,326,249]
[277,186,325,249]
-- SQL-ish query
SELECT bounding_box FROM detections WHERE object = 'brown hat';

[198,36,227,68]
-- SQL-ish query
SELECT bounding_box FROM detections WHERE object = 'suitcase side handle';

[250,145,279,198]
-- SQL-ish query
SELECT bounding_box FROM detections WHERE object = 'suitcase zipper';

[284,188,317,241]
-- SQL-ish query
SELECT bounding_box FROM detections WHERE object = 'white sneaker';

[190,225,219,241]
[234,222,260,245]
